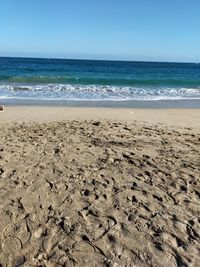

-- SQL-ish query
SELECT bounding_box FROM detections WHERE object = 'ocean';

[0,57,200,106]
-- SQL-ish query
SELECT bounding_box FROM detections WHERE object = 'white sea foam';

[0,84,200,101]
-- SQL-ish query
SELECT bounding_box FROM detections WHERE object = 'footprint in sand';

[3,223,17,237]
[3,221,31,249]
[2,237,22,253]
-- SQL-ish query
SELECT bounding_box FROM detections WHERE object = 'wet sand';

[0,107,200,266]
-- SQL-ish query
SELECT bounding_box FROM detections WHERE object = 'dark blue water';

[0,57,200,101]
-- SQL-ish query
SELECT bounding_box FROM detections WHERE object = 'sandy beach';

[0,107,200,266]
[1,106,200,130]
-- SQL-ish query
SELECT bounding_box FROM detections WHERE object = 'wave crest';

[0,83,200,101]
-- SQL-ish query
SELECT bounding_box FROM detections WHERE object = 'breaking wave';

[0,83,200,101]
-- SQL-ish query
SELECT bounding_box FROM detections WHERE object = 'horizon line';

[0,55,198,64]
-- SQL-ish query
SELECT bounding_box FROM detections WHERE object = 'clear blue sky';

[0,0,199,62]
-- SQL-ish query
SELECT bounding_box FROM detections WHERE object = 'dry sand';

[0,107,200,266]
[1,107,200,132]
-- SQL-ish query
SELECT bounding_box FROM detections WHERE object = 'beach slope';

[0,108,199,266]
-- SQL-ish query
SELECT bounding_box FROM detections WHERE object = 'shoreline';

[1,99,200,109]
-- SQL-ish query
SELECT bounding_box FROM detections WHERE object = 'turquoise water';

[0,57,200,101]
